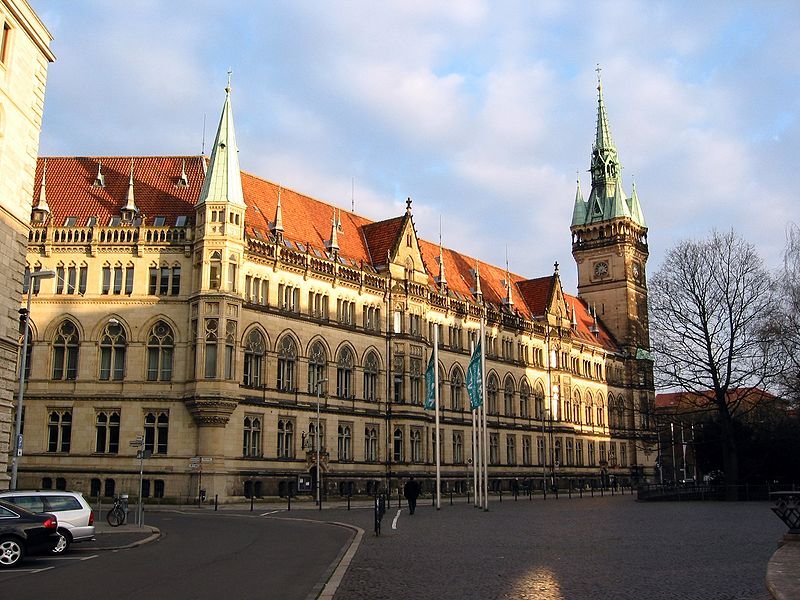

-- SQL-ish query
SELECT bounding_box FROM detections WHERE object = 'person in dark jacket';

[403,476,421,514]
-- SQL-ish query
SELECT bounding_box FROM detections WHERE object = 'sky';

[29,0,800,293]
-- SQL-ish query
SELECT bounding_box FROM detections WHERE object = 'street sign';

[201,457,213,463]
[130,435,143,447]
[136,449,152,460]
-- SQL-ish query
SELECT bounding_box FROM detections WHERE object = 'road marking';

[48,555,97,561]
[391,508,402,529]
[260,510,282,516]
[30,566,55,573]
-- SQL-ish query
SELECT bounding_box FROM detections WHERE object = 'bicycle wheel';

[106,507,125,527]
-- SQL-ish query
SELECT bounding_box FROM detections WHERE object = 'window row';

[24,265,181,297]
[43,409,169,455]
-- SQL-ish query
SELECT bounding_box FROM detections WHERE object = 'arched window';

[519,380,530,418]
[363,351,379,401]
[243,416,262,457]
[337,424,352,461]
[336,347,354,398]
[147,320,174,381]
[307,422,324,451]
[534,382,545,420]
[563,392,572,423]
[52,320,79,380]
[144,411,169,454]
[365,427,378,462]
[585,391,594,425]
[308,341,327,394]
[453,431,464,463]
[393,428,404,462]
[608,393,617,428]
[209,250,222,289]
[410,429,422,462]
[277,419,294,457]
[573,390,582,424]
[487,374,499,415]
[243,329,265,388]
[450,367,464,411]
[596,394,605,426]
[277,336,297,392]
[95,410,120,454]
[47,410,72,453]
[503,377,515,416]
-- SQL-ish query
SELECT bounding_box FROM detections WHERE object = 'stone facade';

[16,81,657,502]
[0,0,54,489]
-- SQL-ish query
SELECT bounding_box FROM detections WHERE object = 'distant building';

[16,76,656,501]
[0,0,54,489]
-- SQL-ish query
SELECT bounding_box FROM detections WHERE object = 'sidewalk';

[73,518,160,552]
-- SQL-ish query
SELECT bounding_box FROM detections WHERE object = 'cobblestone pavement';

[317,495,785,600]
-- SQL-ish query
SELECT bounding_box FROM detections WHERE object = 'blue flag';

[424,353,436,410]
[466,341,482,410]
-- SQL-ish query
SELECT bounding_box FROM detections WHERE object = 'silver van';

[0,491,95,554]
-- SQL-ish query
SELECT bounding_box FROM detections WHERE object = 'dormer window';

[175,216,187,227]
[87,216,97,227]
[153,216,166,227]
[64,217,77,227]
[109,216,121,227]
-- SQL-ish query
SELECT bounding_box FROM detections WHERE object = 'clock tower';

[570,73,650,359]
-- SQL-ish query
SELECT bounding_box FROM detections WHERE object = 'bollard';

[287,493,291,511]
[543,487,547,501]
[450,491,453,506]
[555,487,559,500]
[214,494,218,511]
[348,495,351,511]
[580,487,583,499]
[601,486,604,497]
[499,489,502,502]
[250,494,254,512]
[514,489,518,501]
[568,486,572,499]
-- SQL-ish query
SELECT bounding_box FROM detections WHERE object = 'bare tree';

[773,223,800,407]
[649,230,781,490]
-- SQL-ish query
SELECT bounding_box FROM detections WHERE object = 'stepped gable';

[362,216,405,269]
[33,156,203,226]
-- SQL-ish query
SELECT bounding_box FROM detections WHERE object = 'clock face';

[593,261,609,279]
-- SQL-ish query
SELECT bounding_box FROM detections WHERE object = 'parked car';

[0,491,94,554]
[0,499,59,568]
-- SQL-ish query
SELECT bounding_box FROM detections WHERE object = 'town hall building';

[14,77,657,502]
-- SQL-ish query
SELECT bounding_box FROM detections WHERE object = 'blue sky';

[30,0,800,291]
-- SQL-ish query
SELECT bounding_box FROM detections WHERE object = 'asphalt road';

[0,509,354,600]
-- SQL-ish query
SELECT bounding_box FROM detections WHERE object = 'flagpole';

[470,340,479,508]
[480,315,488,511]
[434,325,441,510]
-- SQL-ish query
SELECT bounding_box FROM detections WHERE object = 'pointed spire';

[503,250,514,307]
[627,179,646,227]
[472,259,483,300]
[123,159,138,213]
[271,186,284,239]
[326,207,339,255]
[595,64,614,152]
[93,161,105,187]
[571,303,578,329]
[34,159,50,213]
[435,219,447,291]
[571,171,586,227]
[590,304,600,336]
[197,75,246,207]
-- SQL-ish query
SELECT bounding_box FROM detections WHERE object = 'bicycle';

[106,496,126,527]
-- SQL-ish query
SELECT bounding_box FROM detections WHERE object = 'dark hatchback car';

[0,499,59,568]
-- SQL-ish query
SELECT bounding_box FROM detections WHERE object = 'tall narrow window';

[365,427,378,462]
[243,329,265,388]
[450,368,463,411]
[337,424,352,461]
[102,266,111,294]
[243,416,262,457]
[144,411,169,454]
[95,411,120,454]
[307,341,327,394]
[489,433,499,465]
[487,375,499,415]
[99,321,126,381]
[504,377,515,416]
[147,321,174,381]
[204,318,218,378]
[159,266,170,295]
[149,268,158,294]
[520,381,530,418]
[393,428,403,462]
[277,419,293,458]
[52,320,79,380]
[363,351,379,401]
[410,429,422,462]
[171,266,181,295]
[56,266,65,294]
[336,347,353,398]
[453,432,464,464]
[409,358,422,405]
[276,337,297,392]
[224,320,236,380]
[209,251,221,289]
[113,266,123,294]
[78,265,88,294]
[47,410,72,453]
[124,266,134,294]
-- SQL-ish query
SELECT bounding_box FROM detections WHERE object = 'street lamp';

[11,268,56,489]
[315,378,327,509]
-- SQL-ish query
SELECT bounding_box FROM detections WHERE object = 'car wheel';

[52,530,71,554]
[0,537,25,568]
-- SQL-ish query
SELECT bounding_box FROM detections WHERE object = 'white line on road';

[47,555,98,561]
[260,510,282,516]
[391,508,402,529]
[30,567,55,573]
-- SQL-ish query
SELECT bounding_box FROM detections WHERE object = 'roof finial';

[436,217,447,290]
[554,261,560,274]
[272,186,284,239]
[123,158,138,215]
[503,248,514,307]
[326,207,339,256]
[178,159,189,187]
[405,197,412,214]
[226,68,233,94]
[34,159,50,214]
[93,160,105,187]
[473,259,483,300]
[595,63,602,90]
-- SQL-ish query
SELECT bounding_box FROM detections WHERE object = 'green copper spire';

[572,67,645,228]
[197,74,246,207]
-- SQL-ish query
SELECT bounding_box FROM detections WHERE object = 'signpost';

[191,457,212,504]
[131,435,147,526]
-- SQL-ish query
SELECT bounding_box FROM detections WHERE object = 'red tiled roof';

[34,155,621,353]
[655,388,778,411]
[34,157,203,227]
[565,293,618,350]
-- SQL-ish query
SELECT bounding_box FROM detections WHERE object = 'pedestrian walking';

[404,476,421,515]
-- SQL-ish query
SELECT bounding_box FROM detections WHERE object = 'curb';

[73,526,161,552]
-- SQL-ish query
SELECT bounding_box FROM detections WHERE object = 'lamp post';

[11,269,56,489]
[316,378,327,509]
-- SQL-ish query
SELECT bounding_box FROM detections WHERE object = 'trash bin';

[120,494,129,521]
